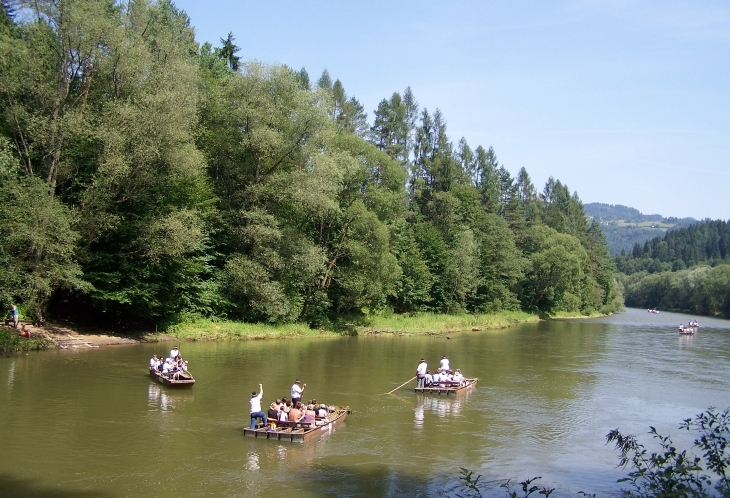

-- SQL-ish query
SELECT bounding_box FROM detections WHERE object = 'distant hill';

[584,203,697,255]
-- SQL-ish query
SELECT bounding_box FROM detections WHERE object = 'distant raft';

[415,378,478,395]
[243,406,350,443]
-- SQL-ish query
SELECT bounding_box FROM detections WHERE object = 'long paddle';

[384,375,417,395]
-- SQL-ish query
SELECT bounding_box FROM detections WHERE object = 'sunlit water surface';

[1,308,729,497]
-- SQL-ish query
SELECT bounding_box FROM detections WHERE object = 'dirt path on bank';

[5,320,173,349]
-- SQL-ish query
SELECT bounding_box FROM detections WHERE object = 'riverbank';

[165,310,541,341]
[3,309,605,352]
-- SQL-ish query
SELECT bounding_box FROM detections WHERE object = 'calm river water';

[1,308,730,497]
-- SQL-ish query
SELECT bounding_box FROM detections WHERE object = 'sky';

[172,0,730,221]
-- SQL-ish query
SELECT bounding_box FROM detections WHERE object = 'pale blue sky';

[173,0,729,220]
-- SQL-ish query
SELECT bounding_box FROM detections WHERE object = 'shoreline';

[2,310,609,352]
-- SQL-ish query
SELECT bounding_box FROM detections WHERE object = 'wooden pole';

[384,376,417,395]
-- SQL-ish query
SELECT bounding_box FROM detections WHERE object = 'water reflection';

[147,383,193,412]
[414,392,468,428]
[246,451,260,471]
[6,360,14,389]
[679,334,695,348]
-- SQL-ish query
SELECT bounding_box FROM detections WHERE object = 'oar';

[384,376,417,395]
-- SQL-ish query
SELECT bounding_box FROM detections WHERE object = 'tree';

[0,138,87,319]
[218,31,241,71]
[607,408,730,497]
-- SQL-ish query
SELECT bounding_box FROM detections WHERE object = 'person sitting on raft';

[453,369,464,385]
[302,404,316,426]
[149,355,160,372]
[277,405,288,422]
[268,400,281,421]
[424,369,433,387]
[316,404,328,419]
[288,402,304,423]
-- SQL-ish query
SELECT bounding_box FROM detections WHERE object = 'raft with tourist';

[414,356,478,395]
[148,346,195,387]
[244,381,350,443]
[679,320,699,335]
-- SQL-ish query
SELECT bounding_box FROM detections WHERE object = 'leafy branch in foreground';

[457,467,554,498]
[607,407,730,497]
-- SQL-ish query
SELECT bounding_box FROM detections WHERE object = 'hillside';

[584,203,696,255]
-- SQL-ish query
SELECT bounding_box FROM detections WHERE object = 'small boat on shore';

[149,368,195,387]
[415,378,478,395]
[243,406,350,443]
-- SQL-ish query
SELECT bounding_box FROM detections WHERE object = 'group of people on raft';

[148,346,189,380]
[679,320,699,331]
[415,355,466,389]
[249,380,336,430]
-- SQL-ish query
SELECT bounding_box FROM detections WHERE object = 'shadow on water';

[290,463,625,497]
[0,473,112,498]
[295,463,448,497]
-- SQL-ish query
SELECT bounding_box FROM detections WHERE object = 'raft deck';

[415,378,478,395]
[149,369,195,387]
[243,407,350,443]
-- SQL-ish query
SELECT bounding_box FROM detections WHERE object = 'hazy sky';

[173,0,729,220]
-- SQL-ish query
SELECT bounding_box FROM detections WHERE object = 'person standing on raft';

[416,358,428,388]
[249,384,267,429]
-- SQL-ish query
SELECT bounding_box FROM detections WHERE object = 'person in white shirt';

[169,346,180,360]
[149,355,158,371]
[249,383,267,429]
[161,359,172,375]
[291,379,306,404]
[424,370,433,387]
[439,356,450,372]
[432,369,441,385]
[277,406,288,422]
[416,358,428,388]
[453,369,464,385]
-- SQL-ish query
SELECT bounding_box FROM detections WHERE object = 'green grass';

[0,329,53,355]
[161,310,540,342]
[164,320,341,341]
[550,310,607,319]
[356,310,539,335]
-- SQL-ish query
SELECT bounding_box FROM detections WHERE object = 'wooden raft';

[414,377,478,395]
[149,369,195,387]
[243,407,350,443]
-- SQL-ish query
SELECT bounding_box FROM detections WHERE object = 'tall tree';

[218,31,241,71]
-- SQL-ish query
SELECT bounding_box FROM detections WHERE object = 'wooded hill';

[615,219,730,316]
[584,203,696,255]
[0,0,621,328]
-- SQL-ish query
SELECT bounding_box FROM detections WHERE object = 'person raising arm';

[249,384,267,429]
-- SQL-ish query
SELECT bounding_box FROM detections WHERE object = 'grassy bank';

[165,320,342,341]
[163,310,540,342]
[358,310,540,335]
[0,329,53,355]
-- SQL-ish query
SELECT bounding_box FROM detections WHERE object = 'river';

[1,308,729,497]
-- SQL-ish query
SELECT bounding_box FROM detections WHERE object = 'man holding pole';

[416,358,428,389]
[249,383,267,429]
[291,379,306,404]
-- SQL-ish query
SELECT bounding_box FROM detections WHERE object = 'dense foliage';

[615,220,730,275]
[613,220,730,316]
[0,0,620,328]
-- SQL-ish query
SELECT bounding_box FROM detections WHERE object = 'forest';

[616,220,730,316]
[0,0,621,329]
[584,202,697,255]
